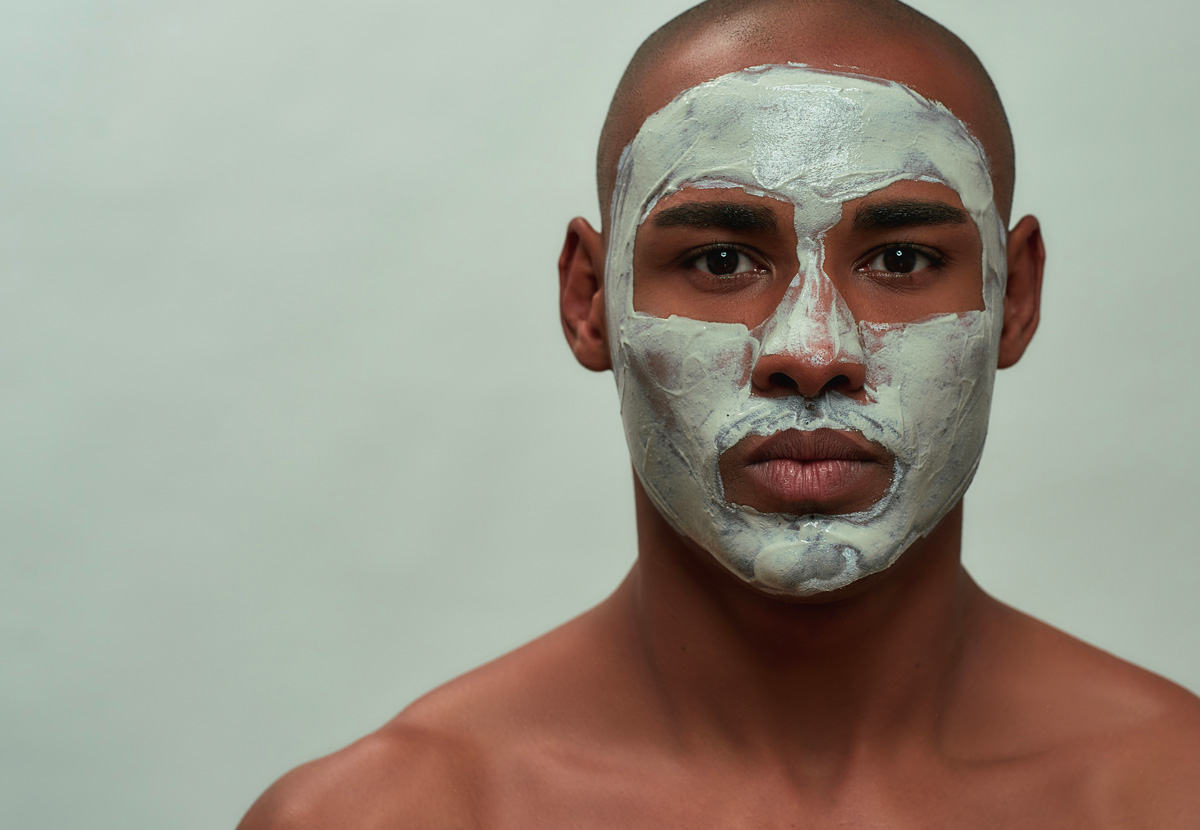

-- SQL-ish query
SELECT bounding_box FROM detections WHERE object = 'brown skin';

[240,6,1200,829]
[633,182,984,328]
[597,0,1017,226]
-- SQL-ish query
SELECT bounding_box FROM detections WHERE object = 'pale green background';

[2,1,1197,827]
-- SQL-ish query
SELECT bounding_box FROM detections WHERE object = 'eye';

[859,244,943,276]
[689,245,761,277]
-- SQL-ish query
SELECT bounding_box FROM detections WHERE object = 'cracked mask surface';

[605,65,1006,596]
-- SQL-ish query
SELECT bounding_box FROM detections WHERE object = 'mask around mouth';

[605,65,1007,596]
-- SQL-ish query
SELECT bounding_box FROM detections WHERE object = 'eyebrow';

[651,201,778,233]
[852,199,970,232]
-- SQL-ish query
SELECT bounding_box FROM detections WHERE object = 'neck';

[614,478,982,774]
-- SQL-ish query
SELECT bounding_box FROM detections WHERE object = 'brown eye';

[882,247,918,273]
[862,245,940,276]
[695,247,755,276]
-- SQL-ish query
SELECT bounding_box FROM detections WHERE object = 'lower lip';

[738,458,884,512]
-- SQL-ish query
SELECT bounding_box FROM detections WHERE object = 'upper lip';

[739,428,891,466]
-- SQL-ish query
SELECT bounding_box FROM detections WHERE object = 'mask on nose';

[605,65,1007,596]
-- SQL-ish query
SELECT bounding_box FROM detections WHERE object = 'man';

[240,0,1200,826]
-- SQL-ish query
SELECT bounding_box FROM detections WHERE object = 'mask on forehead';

[605,65,1007,596]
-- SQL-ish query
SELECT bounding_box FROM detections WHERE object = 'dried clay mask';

[605,65,1006,596]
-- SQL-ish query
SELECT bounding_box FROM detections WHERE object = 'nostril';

[753,353,867,399]
[767,371,854,395]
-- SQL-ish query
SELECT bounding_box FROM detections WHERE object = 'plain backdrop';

[2,1,1197,827]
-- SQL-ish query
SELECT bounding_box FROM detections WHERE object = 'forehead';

[614,65,995,231]
[605,66,1009,324]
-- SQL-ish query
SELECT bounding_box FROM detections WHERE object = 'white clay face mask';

[606,65,1007,596]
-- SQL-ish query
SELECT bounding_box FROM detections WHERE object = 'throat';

[624,481,976,756]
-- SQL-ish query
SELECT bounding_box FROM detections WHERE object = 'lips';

[719,428,893,515]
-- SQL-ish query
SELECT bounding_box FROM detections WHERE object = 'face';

[605,65,1007,596]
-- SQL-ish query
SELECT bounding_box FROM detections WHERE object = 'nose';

[751,267,867,399]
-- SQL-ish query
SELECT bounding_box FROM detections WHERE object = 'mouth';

[719,428,894,515]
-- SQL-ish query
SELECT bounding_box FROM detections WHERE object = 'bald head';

[597,0,1016,224]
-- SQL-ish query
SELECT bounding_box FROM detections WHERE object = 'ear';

[997,214,1045,369]
[558,216,611,372]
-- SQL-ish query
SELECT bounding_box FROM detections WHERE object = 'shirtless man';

[240,1,1200,826]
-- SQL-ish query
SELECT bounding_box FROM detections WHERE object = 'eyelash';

[855,241,948,275]
[676,240,948,288]
[681,243,768,276]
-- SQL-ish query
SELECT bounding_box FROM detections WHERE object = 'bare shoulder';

[974,597,1200,824]
[1078,652,1200,826]
[237,719,484,830]
[238,604,628,829]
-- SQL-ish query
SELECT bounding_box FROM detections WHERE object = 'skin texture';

[596,0,1017,225]
[239,1,1200,827]
[605,66,1009,596]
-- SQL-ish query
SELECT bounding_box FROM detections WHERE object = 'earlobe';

[997,214,1046,369]
[559,217,612,372]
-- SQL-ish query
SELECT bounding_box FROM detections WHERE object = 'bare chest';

[475,748,1122,830]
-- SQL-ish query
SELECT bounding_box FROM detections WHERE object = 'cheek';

[615,316,763,532]
[860,327,895,391]
[858,312,996,469]
[861,314,984,380]
[621,317,758,411]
